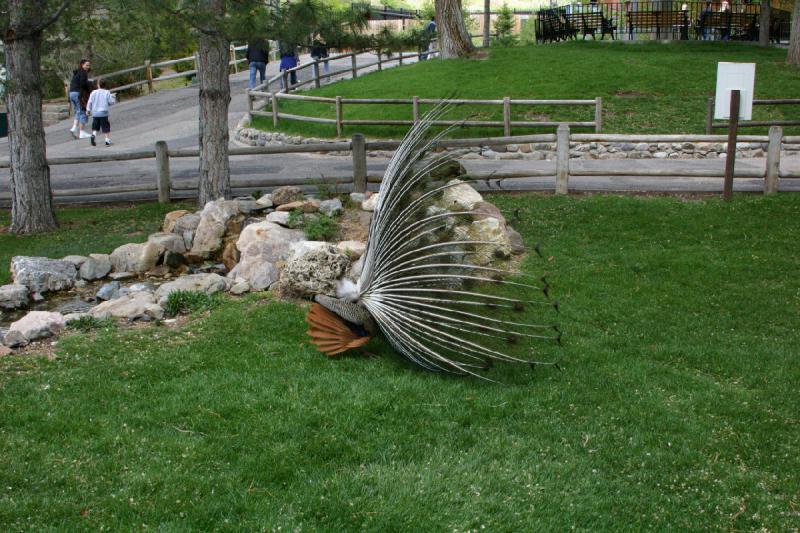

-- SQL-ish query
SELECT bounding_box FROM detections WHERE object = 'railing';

[248,91,603,136]
[1,129,797,204]
[705,98,800,134]
[87,44,248,95]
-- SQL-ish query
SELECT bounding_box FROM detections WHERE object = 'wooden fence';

[705,98,800,134]
[1,128,798,205]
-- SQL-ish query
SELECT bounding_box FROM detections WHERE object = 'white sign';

[714,62,755,121]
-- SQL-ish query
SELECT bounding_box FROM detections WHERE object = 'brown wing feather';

[306,303,372,357]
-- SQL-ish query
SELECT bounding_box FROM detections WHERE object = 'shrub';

[163,290,220,317]
[493,4,518,47]
[66,316,115,332]
[304,214,338,241]
[287,208,305,229]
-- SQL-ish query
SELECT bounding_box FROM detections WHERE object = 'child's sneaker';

[90,134,96,146]
[79,131,92,139]
[105,139,113,146]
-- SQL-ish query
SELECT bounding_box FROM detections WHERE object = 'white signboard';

[714,62,755,121]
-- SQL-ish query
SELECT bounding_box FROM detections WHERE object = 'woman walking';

[69,59,93,139]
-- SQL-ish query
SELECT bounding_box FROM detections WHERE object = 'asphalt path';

[1,50,798,202]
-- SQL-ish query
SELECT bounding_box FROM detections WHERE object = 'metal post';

[335,96,343,137]
[145,60,154,93]
[313,61,321,89]
[764,125,782,194]
[503,97,511,137]
[723,90,740,201]
[555,124,570,195]
[705,97,714,135]
[155,141,171,204]
[595,96,603,133]
[351,133,367,193]
[351,54,358,78]
[271,93,279,127]
[412,96,420,124]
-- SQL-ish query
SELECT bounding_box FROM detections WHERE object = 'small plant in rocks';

[163,290,220,317]
[304,214,338,241]
[66,316,115,332]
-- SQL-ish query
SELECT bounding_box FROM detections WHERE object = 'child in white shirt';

[86,79,116,146]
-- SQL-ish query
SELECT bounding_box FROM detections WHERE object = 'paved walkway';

[0,51,798,202]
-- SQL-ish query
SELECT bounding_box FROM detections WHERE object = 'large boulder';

[148,232,187,254]
[110,242,162,273]
[440,179,483,211]
[96,281,121,301]
[190,199,241,257]
[227,221,305,291]
[266,211,290,226]
[3,311,66,347]
[278,244,350,298]
[465,218,512,266]
[154,273,231,305]
[11,256,77,293]
[276,199,320,213]
[0,284,30,310]
[62,255,88,268]
[79,253,112,281]
[89,292,164,321]
[471,201,506,225]
[162,209,190,232]
[171,212,201,250]
[319,198,343,217]
[361,194,379,212]
[271,185,304,206]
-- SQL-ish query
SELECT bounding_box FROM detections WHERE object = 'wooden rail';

[0,130,796,204]
[705,98,800,134]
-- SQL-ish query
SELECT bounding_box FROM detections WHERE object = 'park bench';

[566,12,617,40]
[627,11,690,39]
[696,11,758,40]
[536,10,578,43]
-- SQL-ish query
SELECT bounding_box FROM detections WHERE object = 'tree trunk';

[758,0,770,47]
[435,0,476,59]
[483,0,490,47]
[788,0,800,65]
[4,0,58,234]
[196,0,232,206]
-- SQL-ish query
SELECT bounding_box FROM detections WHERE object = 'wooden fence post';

[555,124,570,195]
[313,61,321,89]
[351,133,367,193]
[595,96,603,133]
[399,52,404,66]
[155,140,171,204]
[351,54,358,78]
[230,44,238,73]
[282,71,290,93]
[503,97,511,137]
[246,89,252,113]
[412,96,420,124]
[723,90,740,201]
[144,60,154,93]
[271,93,279,127]
[336,96,343,137]
[705,97,714,135]
[764,125,782,194]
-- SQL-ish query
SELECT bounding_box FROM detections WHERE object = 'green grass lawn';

[1,194,799,529]
[254,41,800,139]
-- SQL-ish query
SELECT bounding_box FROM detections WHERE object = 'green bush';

[66,316,115,332]
[287,208,305,229]
[493,3,519,47]
[304,214,338,241]
[163,290,220,317]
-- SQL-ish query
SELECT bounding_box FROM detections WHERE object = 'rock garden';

[0,181,524,352]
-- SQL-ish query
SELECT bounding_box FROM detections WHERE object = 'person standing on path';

[86,78,116,146]
[279,41,298,89]
[420,18,436,60]
[310,39,329,75]
[246,38,269,89]
[69,59,93,139]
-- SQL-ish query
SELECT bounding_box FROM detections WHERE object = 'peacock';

[306,105,561,378]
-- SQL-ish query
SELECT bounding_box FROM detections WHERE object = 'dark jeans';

[249,61,267,89]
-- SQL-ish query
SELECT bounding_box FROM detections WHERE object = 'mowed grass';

[254,41,800,138]
[0,203,191,285]
[1,194,800,530]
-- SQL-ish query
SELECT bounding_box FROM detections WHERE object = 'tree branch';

[36,0,74,33]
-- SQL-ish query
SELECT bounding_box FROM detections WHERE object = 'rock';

[471,201,506,225]
[266,211,290,226]
[634,143,649,151]
[0,345,13,356]
[190,199,241,257]
[221,239,239,272]
[229,280,251,295]
[164,251,186,269]
[79,253,112,281]
[235,197,259,214]
[172,213,201,249]
[289,241,331,261]
[148,232,187,254]
[348,254,365,280]
[467,218,511,265]
[277,244,350,298]
[350,192,367,204]
[110,242,162,273]
[11,256,77,293]
[271,185,305,206]
[89,292,164,321]
[109,271,135,281]
[506,227,525,255]
[319,198,343,217]
[276,199,320,213]
[440,179,483,211]
[146,265,171,278]
[4,311,66,347]
[63,312,89,323]
[256,193,273,208]
[129,282,154,293]
[336,241,367,259]
[653,152,668,159]
[62,255,88,268]
[361,194,379,212]
[0,284,30,310]
[96,281,121,301]
[227,221,305,291]
[75,279,87,289]
[154,273,230,305]
[163,209,190,232]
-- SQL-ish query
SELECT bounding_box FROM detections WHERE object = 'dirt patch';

[337,207,372,243]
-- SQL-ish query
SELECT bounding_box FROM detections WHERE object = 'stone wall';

[235,127,800,161]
